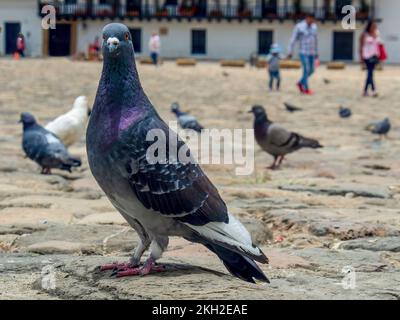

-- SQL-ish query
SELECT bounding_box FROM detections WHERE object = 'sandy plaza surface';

[0,57,399,299]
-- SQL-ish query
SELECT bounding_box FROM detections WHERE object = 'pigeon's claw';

[99,262,134,272]
[115,258,167,278]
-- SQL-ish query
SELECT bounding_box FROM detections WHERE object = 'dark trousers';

[364,59,377,92]
[269,70,281,90]
[150,52,158,65]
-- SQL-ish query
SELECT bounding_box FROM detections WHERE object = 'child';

[266,44,283,91]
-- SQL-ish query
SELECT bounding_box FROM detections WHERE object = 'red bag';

[378,43,388,61]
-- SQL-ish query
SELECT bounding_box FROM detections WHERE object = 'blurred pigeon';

[339,106,352,118]
[20,112,81,174]
[45,96,91,147]
[222,71,229,77]
[86,23,269,283]
[284,102,303,113]
[249,105,323,169]
[249,52,258,67]
[171,102,204,133]
[323,78,331,85]
[367,118,391,138]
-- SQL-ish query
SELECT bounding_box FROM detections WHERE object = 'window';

[129,28,142,53]
[258,30,273,55]
[191,30,206,55]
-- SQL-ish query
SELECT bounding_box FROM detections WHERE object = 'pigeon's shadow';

[92,262,227,281]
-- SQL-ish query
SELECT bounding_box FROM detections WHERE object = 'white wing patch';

[45,134,60,145]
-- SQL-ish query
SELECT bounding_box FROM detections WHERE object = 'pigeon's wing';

[23,130,49,160]
[267,124,295,147]
[111,116,228,226]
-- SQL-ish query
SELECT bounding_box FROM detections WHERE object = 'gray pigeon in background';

[339,106,352,118]
[20,112,81,174]
[250,105,323,169]
[367,118,391,138]
[86,23,268,283]
[284,102,303,113]
[323,78,331,85]
[171,102,204,133]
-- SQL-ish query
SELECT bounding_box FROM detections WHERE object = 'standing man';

[288,13,319,95]
[16,33,26,58]
[149,32,161,66]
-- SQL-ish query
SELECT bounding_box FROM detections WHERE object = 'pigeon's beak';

[106,37,120,54]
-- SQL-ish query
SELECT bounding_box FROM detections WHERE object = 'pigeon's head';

[249,105,269,123]
[73,96,91,116]
[383,117,390,124]
[170,102,181,114]
[101,23,134,62]
[19,112,37,128]
[249,105,267,117]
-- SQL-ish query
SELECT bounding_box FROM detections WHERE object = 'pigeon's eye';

[124,33,129,41]
[102,34,107,40]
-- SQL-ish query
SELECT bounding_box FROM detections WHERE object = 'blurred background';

[0,0,398,63]
[0,0,400,300]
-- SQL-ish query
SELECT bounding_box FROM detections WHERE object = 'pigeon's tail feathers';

[299,136,323,149]
[184,213,268,264]
[205,242,269,283]
[190,122,204,133]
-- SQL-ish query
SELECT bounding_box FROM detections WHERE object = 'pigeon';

[323,78,331,85]
[367,118,391,138]
[45,96,91,147]
[284,102,303,113]
[249,105,323,169]
[20,112,82,174]
[339,106,352,118]
[86,23,269,283]
[170,102,204,133]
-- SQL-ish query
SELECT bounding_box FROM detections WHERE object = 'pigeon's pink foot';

[115,259,166,278]
[99,262,133,271]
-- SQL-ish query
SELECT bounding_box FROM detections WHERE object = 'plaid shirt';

[288,20,318,56]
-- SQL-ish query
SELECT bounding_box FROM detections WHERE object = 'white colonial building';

[0,0,399,63]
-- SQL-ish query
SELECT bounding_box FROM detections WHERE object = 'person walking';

[16,33,25,57]
[148,32,161,66]
[288,13,319,95]
[266,44,283,91]
[359,21,381,97]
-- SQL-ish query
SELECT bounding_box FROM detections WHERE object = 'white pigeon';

[45,96,91,147]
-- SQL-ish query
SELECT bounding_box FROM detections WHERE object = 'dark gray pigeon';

[86,23,268,283]
[171,102,204,133]
[339,106,352,118]
[20,112,81,174]
[368,118,391,138]
[284,102,303,113]
[323,78,331,85]
[250,105,323,169]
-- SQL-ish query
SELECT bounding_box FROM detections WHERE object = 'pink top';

[362,33,379,60]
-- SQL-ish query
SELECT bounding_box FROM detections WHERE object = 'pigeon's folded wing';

[23,130,49,159]
[111,117,228,226]
[268,124,295,147]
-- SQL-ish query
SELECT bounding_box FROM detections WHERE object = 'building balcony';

[38,1,375,23]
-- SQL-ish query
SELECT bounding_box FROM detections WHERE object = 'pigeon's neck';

[173,109,184,117]
[254,114,269,126]
[23,122,39,131]
[100,58,146,110]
